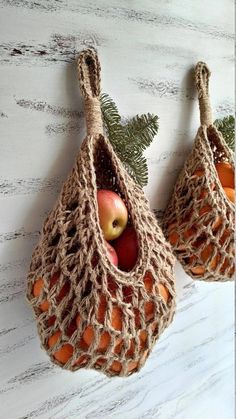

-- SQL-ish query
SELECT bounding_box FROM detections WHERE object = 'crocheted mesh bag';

[27,49,176,377]
[163,62,235,282]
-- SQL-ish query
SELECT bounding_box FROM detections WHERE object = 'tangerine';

[190,244,219,275]
[33,272,61,312]
[167,222,195,250]
[73,354,89,366]
[199,206,222,230]
[48,331,73,364]
[110,359,138,373]
[33,278,49,312]
[215,162,234,188]
[223,187,235,203]
[82,326,111,352]
[193,168,215,197]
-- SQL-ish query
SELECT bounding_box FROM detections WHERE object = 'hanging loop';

[77,48,103,135]
[195,62,213,127]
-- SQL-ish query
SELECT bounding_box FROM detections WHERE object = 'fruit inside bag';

[163,62,235,282]
[27,48,176,377]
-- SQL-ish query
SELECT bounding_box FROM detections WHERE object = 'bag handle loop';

[77,48,103,136]
[195,62,213,127]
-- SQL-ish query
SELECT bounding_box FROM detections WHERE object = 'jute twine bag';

[27,49,176,376]
[163,62,235,282]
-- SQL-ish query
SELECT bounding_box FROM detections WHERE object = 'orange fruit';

[167,223,184,249]
[82,326,111,352]
[119,331,148,351]
[219,229,231,245]
[223,187,235,203]
[76,314,81,327]
[193,169,204,177]
[201,244,218,269]
[220,258,234,275]
[48,331,73,364]
[114,338,123,354]
[190,262,205,275]
[97,295,107,323]
[199,206,222,230]
[145,301,155,321]
[110,360,122,373]
[183,227,195,241]
[110,360,138,373]
[126,339,135,357]
[144,273,169,303]
[193,169,215,197]
[111,306,123,330]
[99,331,111,351]
[199,205,212,216]
[110,347,148,373]
[96,358,106,367]
[167,222,195,250]
[215,162,234,188]
[96,355,139,373]
[140,330,148,348]
[73,354,89,366]
[143,273,169,321]
[33,278,50,312]
[57,281,70,302]
[82,325,94,346]
[200,185,215,199]
[143,273,153,292]
[33,272,60,312]
[39,300,50,311]
[127,360,138,372]
[190,244,219,275]
[167,223,180,246]
[134,308,141,327]
[158,283,170,303]
[81,301,122,351]
[212,217,222,231]
[33,278,44,297]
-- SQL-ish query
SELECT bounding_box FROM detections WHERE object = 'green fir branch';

[125,113,159,151]
[214,115,235,151]
[100,93,124,149]
[100,93,159,187]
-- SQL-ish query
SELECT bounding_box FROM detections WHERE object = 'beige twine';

[163,62,235,282]
[27,48,176,376]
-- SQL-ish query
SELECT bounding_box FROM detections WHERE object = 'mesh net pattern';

[163,62,235,282]
[27,49,176,377]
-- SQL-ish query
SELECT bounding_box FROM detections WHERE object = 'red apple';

[105,241,118,266]
[113,227,138,271]
[97,190,128,240]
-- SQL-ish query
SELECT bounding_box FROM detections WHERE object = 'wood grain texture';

[0,0,234,418]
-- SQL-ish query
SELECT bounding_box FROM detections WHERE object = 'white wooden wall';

[0,1,234,418]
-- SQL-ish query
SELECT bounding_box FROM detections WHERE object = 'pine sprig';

[214,115,235,151]
[100,93,159,187]
[125,113,159,151]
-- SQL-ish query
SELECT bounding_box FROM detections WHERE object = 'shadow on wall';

[156,65,197,217]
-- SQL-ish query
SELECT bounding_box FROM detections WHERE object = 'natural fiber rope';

[163,61,235,282]
[84,98,103,135]
[195,62,213,126]
[77,48,103,135]
[27,48,176,376]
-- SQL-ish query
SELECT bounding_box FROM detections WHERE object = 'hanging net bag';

[163,62,235,282]
[27,49,176,377]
